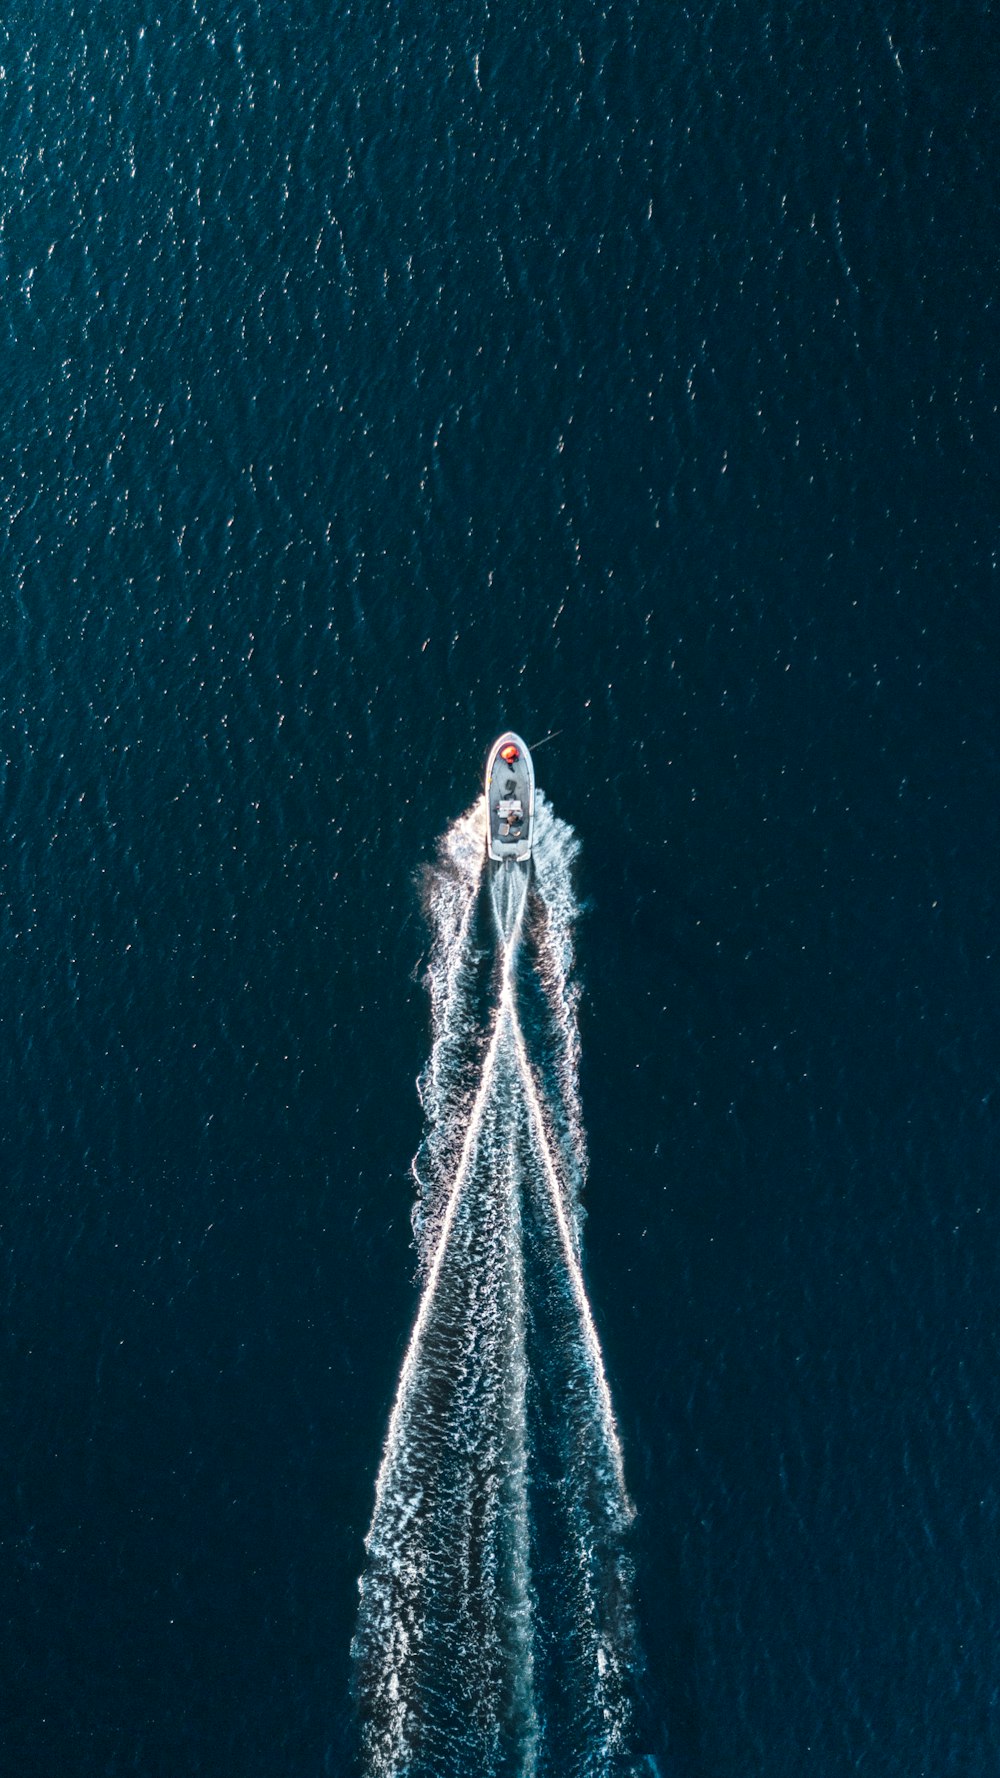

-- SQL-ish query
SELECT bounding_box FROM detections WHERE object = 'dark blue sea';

[3,0,997,1772]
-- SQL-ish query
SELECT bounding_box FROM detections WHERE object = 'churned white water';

[353,793,637,1776]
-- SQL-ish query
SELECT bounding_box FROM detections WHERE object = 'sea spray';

[412,802,486,1266]
[354,794,637,1776]
[530,796,589,1218]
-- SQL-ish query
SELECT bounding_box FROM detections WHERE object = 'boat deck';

[486,736,534,862]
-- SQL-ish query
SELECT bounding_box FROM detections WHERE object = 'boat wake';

[353,793,639,1776]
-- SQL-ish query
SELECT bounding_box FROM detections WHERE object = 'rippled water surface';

[2,0,997,1773]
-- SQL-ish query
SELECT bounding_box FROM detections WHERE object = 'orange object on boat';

[500,744,520,763]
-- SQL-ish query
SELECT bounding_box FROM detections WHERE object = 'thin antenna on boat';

[529,728,563,750]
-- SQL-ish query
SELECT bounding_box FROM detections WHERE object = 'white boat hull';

[484,732,535,862]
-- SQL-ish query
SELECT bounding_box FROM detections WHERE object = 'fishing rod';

[529,728,563,751]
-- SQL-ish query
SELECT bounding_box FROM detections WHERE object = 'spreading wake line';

[507,1002,631,1514]
[368,862,529,1533]
[354,794,638,1777]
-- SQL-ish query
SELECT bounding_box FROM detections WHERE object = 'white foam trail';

[357,863,536,1776]
[503,1159,538,1778]
[355,800,637,1775]
[419,803,484,1120]
[368,864,529,1538]
[412,803,486,1263]
[508,1006,632,1519]
[531,793,588,1201]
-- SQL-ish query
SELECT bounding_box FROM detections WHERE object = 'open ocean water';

[2,0,998,1772]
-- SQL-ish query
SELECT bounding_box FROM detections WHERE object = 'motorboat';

[484,732,535,862]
